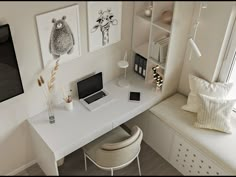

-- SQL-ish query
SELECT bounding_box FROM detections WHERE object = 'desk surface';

[28,72,162,161]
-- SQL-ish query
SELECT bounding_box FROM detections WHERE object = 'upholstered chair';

[82,126,143,176]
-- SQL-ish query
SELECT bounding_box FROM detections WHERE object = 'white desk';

[28,72,162,176]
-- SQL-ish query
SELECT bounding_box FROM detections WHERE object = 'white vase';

[65,101,73,111]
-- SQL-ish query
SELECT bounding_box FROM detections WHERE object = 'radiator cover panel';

[170,134,226,176]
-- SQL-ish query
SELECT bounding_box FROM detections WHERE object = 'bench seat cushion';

[149,93,236,174]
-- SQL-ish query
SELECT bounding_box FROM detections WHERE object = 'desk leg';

[30,126,59,176]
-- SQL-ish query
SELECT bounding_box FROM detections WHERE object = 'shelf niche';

[131,1,175,93]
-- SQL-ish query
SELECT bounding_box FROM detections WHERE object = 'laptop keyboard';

[84,91,106,104]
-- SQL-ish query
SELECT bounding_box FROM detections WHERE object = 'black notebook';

[129,92,140,101]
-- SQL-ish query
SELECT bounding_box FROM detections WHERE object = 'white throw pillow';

[182,74,233,113]
[194,94,236,134]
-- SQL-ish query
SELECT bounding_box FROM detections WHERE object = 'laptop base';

[80,90,113,111]
[84,91,106,104]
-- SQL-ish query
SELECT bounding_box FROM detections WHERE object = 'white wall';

[0,1,134,175]
[178,2,235,96]
[161,2,194,99]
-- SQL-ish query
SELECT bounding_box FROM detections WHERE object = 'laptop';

[77,72,113,111]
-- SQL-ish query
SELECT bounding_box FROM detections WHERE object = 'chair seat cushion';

[83,126,130,161]
[149,93,236,174]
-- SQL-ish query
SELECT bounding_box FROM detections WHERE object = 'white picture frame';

[87,1,122,52]
[36,4,81,67]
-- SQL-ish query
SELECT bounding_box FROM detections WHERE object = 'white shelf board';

[136,11,151,23]
[152,20,171,33]
[134,42,149,59]
[149,57,166,69]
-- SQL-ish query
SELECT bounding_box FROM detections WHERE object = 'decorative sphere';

[144,9,152,17]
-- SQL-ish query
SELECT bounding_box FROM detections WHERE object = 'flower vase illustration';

[91,9,118,46]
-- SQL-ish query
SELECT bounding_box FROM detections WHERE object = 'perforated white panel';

[170,134,227,176]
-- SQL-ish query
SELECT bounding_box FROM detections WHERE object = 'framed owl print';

[36,4,81,68]
[87,2,122,52]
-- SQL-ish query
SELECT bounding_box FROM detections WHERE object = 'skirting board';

[6,160,36,176]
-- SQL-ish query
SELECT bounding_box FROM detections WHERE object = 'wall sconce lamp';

[189,2,207,60]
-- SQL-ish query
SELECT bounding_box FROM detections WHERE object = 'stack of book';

[150,36,169,64]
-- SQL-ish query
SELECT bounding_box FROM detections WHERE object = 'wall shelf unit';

[134,42,149,59]
[149,57,166,69]
[136,11,152,23]
[152,20,171,33]
[131,1,194,98]
[131,1,174,91]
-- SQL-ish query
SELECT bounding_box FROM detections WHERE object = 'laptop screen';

[77,72,103,99]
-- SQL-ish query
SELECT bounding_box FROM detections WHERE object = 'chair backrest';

[96,126,143,168]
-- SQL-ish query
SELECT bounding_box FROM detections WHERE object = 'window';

[218,7,236,110]
[226,51,236,109]
[227,52,236,84]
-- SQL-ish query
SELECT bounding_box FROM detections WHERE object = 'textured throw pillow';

[194,94,236,134]
[182,74,233,113]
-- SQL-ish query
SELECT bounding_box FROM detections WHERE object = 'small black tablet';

[129,92,140,101]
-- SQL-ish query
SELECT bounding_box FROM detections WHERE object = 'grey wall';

[0,1,134,175]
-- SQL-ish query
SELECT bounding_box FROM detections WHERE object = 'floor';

[16,141,182,176]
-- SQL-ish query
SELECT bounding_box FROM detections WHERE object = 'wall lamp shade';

[189,38,202,58]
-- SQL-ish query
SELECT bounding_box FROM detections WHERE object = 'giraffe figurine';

[91,8,118,46]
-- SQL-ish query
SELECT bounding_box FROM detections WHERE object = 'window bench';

[126,93,236,175]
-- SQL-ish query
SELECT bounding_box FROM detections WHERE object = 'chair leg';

[137,156,141,176]
[111,168,113,176]
[84,152,87,171]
